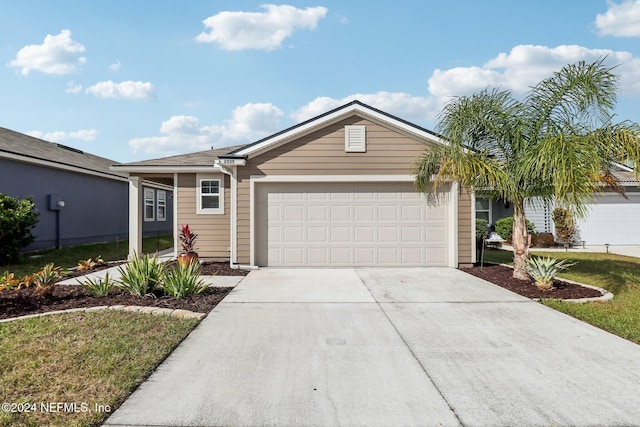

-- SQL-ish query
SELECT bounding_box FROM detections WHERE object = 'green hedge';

[0,194,39,264]
[494,216,536,242]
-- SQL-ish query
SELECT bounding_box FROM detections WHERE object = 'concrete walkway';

[57,253,244,288]
[104,268,640,427]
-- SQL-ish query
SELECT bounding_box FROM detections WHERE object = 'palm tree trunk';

[512,201,530,280]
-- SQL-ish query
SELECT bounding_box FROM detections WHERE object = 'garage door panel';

[307,248,327,264]
[378,247,399,264]
[426,248,447,264]
[576,195,640,245]
[283,206,303,221]
[355,206,374,220]
[378,205,399,221]
[307,205,327,221]
[402,226,422,242]
[354,227,374,243]
[307,227,327,243]
[379,227,399,243]
[402,205,422,221]
[256,182,450,266]
[330,247,351,264]
[426,227,446,242]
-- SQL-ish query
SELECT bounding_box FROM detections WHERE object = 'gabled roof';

[113,100,443,171]
[0,127,127,181]
[229,100,444,158]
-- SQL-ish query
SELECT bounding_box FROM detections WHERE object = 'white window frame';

[197,174,224,215]
[144,188,155,221]
[156,190,167,221]
[475,196,491,224]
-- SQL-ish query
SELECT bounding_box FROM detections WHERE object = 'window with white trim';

[197,175,224,214]
[475,196,491,223]
[157,190,166,221]
[144,189,155,221]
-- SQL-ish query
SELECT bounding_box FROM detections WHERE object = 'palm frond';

[522,133,601,218]
[526,58,619,139]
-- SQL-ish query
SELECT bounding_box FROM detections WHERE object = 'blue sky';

[2,1,640,163]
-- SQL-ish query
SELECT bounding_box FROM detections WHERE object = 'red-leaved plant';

[179,224,198,254]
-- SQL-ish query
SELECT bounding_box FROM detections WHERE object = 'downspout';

[216,162,238,267]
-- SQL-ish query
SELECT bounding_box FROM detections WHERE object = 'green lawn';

[0,311,198,427]
[2,234,173,278]
[483,249,640,344]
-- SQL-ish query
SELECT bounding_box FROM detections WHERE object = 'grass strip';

[0,310,198,427]
[483,249,640,344]
[2,234,173,278]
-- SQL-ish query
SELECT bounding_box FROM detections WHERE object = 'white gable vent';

[345,125,366,152]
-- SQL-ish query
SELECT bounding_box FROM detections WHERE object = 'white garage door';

[255,182,450,267]
[576,195,640,245]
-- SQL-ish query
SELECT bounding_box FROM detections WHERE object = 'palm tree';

[415,59,640,280]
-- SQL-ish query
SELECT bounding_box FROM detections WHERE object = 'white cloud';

[85,80,156,100]
[427,44,640,105]
[129,102,283,156]
[596,0,640,37]
[195,4,328,51]
[65,81,82,94]
[28,129,99,142]
[292,92,438,124]
[293,45,640,132]
[109,60,121,71]
[8,29,86,76]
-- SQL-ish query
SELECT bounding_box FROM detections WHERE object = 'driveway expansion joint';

[353,268,466,427]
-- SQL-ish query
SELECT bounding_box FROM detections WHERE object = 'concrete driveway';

[105,268,640,427]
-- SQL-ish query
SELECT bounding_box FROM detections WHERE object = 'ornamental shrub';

[552,207,576,244]
[526,256,576,290]
[475,219,489,239]
[117,252,165,296]
[494,216,536,243]
[162,261,207,299]
[0,194,39,264]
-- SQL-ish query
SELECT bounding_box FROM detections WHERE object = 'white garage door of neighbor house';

[576,195,640,245]
[255,182,450,267]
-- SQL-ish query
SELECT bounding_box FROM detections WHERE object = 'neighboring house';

[0,128,173,252]
[475,165,640,245]
[113,101,475,268]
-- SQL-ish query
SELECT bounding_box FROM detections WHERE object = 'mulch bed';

[0,262,247,321]
[461,264,603,300]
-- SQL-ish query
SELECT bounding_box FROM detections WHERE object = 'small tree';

[414,59,640,280]
[552,208,576,244]
[0,194,39,264]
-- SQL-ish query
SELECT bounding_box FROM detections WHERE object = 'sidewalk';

[58,250,243,288]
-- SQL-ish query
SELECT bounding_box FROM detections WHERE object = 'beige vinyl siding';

[177,173,231,259]
[457,187,473,266]
[235,115,474,266]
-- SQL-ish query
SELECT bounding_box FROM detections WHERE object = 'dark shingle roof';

[115,145,245,168]
[0,127,126,179]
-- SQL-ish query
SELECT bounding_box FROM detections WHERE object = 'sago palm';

[415,58,640,280]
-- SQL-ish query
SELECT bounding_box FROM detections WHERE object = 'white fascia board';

[110,165,221,173]
[250,174,417,183]
[234,104,446,158]
[141,180,174,191]
[1,150,129,183]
